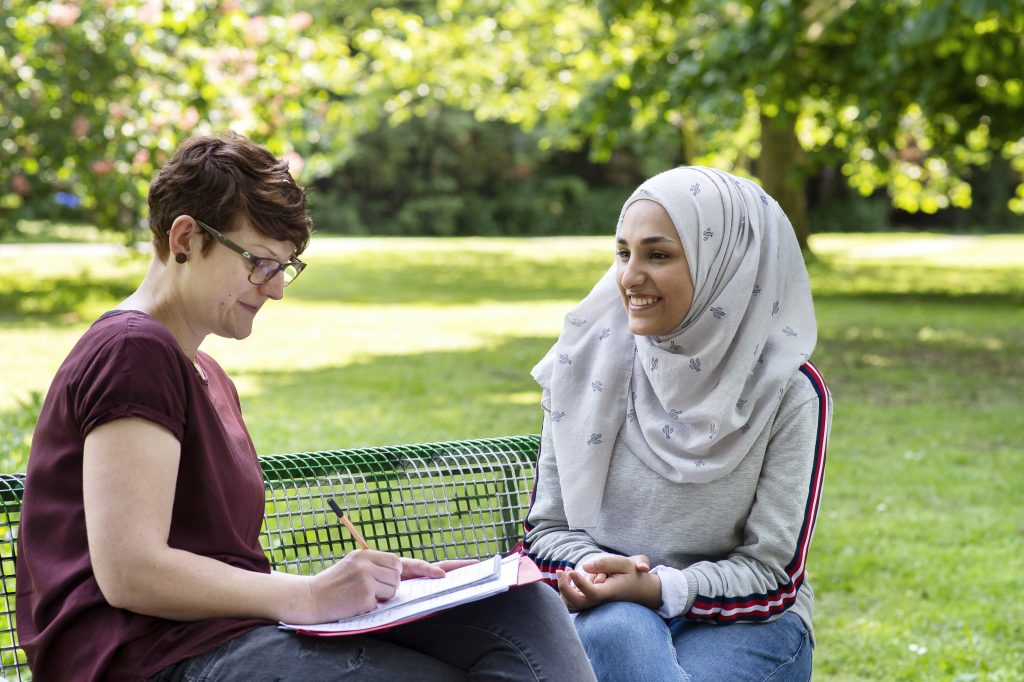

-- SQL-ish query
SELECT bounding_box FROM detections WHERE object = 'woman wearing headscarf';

[524,167,832,681]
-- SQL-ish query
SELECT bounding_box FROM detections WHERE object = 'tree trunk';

[982,153,1014,230]
[758,113,811,252]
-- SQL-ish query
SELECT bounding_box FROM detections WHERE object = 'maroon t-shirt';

[16,311,271,681]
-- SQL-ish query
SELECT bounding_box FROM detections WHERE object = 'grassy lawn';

[1,231,1022,680]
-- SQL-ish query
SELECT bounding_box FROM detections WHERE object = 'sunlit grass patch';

[810,232,1024,268]
[292,236,611,306]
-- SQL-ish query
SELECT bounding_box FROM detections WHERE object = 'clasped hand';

[556,554,662,612]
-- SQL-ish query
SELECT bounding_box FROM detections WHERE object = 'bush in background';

[309,108,635,236]
[810,195,893,233]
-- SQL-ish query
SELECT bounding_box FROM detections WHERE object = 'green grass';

[1,232,1023,680]
[2,219,132,245]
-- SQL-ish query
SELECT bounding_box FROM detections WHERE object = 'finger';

[373,569,402,600]
[632,554,651,572]
[559,588,588,611]
[556,570,590,611]
[401,558,445,579]
[365,555,403,597]
[592,572,608,584]
[582,555,634,575]
[565,570,602,600]
[435,559,479,572]
[362,549,403,574]
[556,569,584,596]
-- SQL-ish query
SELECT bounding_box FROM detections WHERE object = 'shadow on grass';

[290,248,1024,308]
[807,260,1024,305]
[3,219,131,245]
[227,296,1024,453]
[0,273,139,327]
[0,392,43,472]
[813,295,1024,412]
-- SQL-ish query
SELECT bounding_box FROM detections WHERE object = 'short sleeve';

[75,323,190,442]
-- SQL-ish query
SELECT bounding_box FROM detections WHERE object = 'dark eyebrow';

[616,235,678,245]
[250,242,295,263]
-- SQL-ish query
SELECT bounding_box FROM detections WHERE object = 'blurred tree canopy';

[1,0,361,234]
[565,0,1024,244]
[2,0,1022,241]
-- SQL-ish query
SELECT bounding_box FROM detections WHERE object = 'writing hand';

[305,549,403,622]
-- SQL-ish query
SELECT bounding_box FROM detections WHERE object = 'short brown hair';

[147,132,312,260]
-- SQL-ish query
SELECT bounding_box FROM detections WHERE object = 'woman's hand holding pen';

[294,555,481,624]
[290,500,482,624]
[556,554,662,612]
[302,550,404,623]
[302,500,481,623]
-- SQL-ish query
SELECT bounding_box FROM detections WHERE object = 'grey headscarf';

[532,167,817,529]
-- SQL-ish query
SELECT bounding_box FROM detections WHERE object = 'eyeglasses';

[195,219,306,287]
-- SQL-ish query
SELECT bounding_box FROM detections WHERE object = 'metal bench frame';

[0,435,541,681]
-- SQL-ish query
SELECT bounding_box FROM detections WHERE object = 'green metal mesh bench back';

[0,435,540,680]
[1,473,25,680]
[260,436,541,573]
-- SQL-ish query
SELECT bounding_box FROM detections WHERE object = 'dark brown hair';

[147,132,312,260]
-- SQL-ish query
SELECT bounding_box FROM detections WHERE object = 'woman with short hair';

[17,132,596,682]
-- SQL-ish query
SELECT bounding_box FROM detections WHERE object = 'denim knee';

[670,612,812,682]
[574,603,684,682]
[574,601,663,645]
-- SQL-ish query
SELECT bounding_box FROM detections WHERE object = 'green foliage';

[0,0,364,234]
[310,108,630,235]
[1,0,145,228]
[2,0,1022,241]
[571,0,1024,218]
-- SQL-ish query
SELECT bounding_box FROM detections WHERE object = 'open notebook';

[280,553,541,636]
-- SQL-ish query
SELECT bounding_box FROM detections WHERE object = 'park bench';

[0,434,541,681]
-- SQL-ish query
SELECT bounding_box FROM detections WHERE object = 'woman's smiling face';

[615,199,694,337]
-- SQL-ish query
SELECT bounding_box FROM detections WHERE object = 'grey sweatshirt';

[524,363,831,643]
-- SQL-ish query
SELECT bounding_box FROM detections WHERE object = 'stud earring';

[175,253,187,264]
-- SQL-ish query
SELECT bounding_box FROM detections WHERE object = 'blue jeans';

[149,583,595,681]
[573,602,811,682]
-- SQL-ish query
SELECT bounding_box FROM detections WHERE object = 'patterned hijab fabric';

[532,167,817,529]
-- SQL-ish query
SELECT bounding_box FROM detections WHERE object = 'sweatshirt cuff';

[650,565,698,618]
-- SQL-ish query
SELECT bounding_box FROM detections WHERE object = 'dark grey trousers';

[149,583,596,681]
